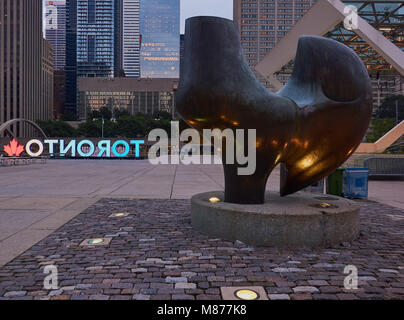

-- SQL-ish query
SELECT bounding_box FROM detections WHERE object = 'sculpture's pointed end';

[279,163,312,197]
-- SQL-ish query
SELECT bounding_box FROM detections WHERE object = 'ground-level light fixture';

[109,212,130,218]
[234,289,260,300]
[318,202,331,208]
[220,286,268,300]
[80,237,112,247]
[209,197,221,203]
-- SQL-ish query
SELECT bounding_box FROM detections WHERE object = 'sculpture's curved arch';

[0,119,48,139]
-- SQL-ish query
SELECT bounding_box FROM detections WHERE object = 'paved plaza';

[0,160,403,300]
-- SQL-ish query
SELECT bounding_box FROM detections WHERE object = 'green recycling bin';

[327,168,345,196]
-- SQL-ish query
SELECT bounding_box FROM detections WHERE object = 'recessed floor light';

[319,202,331,208]
[80,237,112,247]
[234,289,260,300]
[221,286,268,300]
[109,212,130,218]
[209,197,221,203]
[311,202,339,209]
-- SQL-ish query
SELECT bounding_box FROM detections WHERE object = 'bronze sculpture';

[176,17,372,204]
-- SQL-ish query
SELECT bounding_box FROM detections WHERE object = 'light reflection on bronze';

[176,17,372,204]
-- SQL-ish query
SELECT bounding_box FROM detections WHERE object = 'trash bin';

[304,178,325,194]
[327,168,345,196]
[342,168,369,199]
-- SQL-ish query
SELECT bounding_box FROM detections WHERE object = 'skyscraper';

[65,0,78,116]
[0,0,53,137]
[76,0,115,78]
[44,0,67,71]
[44,0,67,119]
[122,0,141,77]
[180,34,185,77]
[233,0,316,88]
[140,0,180,78]
[114,0,123,77]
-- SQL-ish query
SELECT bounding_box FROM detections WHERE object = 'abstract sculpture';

[176,17,372,204]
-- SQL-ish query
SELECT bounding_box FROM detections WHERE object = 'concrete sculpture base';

[191,191,360,248]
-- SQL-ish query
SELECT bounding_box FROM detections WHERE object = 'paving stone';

[76,284,92,290]
[4,291,27,297]
[181,272,197,278]
[268,294,290,300]
[308,280,329,286]
[293,286,320,293]
[165,277,188,284]
[378,269,399,274]
[49,289,64,296]
[1,199,403,300]
[290,293,313,300]
[132,294,150,300]
[89,294,109,300]
[272,268,306,273]
[175,283,196,289]
[358,276,377,281]
[172,294,195,300]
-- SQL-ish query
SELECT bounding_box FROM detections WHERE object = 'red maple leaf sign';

[4,139,25,157]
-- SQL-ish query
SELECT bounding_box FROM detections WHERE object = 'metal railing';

[0,156,47,167]
[364,157,404,177]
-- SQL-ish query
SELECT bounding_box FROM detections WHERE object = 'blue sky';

[180,0,233,33]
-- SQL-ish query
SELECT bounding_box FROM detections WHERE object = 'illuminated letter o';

[77,140,95,157]
[26,139,44,157]
[112,140,130,157]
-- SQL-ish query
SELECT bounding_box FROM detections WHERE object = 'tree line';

[38,107,174,138]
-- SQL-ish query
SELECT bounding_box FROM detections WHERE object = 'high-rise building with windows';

[122,0,141,77]
[44,0,67,71]
[0,0,53,137]
[114,0,124,77]
[65,0,78,116]
[180,34,185,77]
[44,0,67,119]
[76,0,115,78]
[233,0,316,88]
[140,0,180,78]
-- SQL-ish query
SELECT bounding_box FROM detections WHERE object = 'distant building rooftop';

[77,78,180,120]
[78,77,179,92]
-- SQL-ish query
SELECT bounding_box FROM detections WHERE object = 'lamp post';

[102,117,105,138]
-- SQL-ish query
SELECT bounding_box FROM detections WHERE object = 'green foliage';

[153,110,173,121]
[77,121,102,138]
[61,110,77,121]
[376,95,404,121]
[116,115,147,138]
[366,118,396,143]
[37,120,78,138]
[88,110,102,120]
[38,110,175,138]
[99,107,113,120]
[113,108,131,119]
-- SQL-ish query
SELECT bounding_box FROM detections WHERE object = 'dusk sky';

[180,0,233,33]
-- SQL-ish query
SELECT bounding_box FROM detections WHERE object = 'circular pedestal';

[191,191,360,248]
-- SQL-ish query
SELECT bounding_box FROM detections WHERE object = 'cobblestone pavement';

[0,199,403,300]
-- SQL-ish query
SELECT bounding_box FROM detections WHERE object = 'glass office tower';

[65,0,78,115]
[44,0,67,71]
[77,0,115,78]
[123,0,141,77]
[140,0,180,78]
